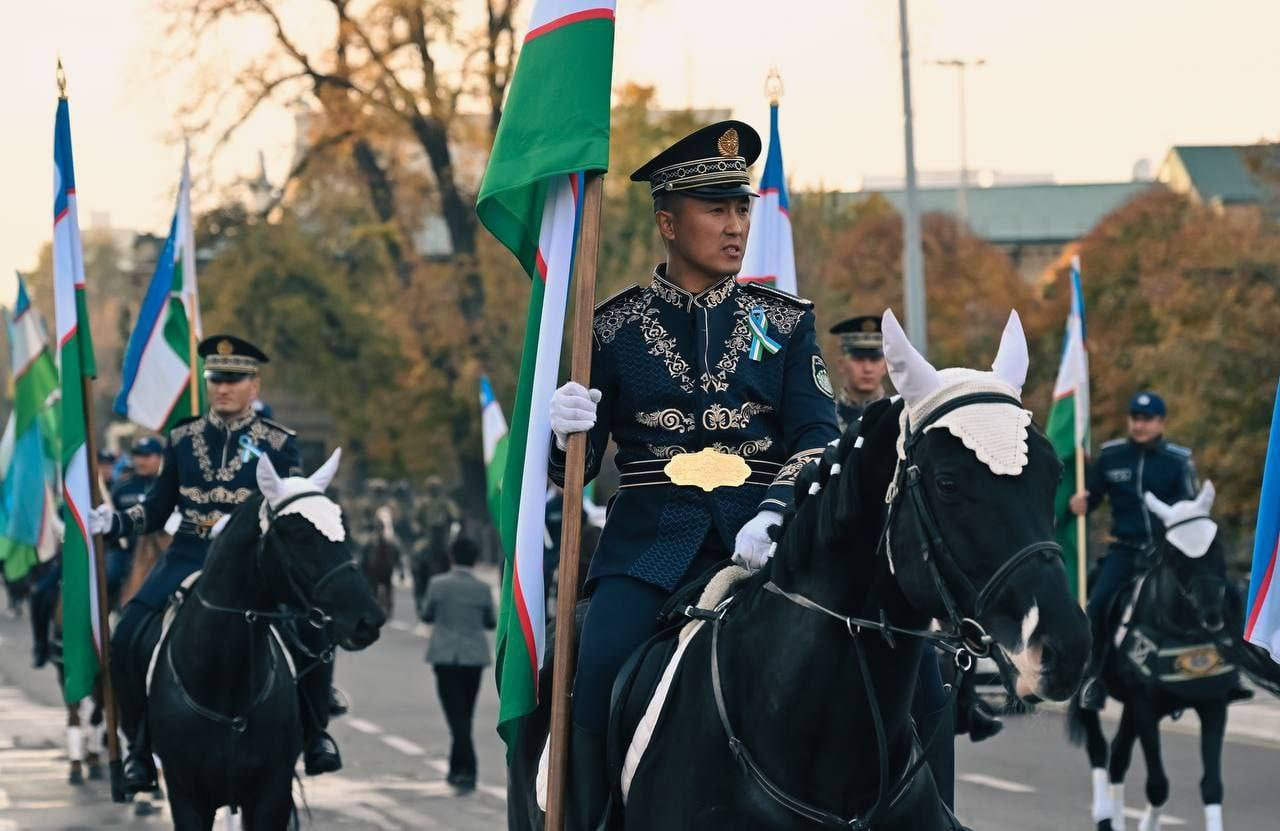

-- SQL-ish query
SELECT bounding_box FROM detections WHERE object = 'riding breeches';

[572,536,725,736]
[1085,544,1140,666]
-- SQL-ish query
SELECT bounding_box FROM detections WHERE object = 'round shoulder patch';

[812,355,834,399]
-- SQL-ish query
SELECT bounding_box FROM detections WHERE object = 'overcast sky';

[3,0,1278,301]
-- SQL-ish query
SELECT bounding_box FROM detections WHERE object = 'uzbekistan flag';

[1245,379,1280,664]
[0,276,61,581]
[738,100,796,294]
[475,0,614,752]
[1045,255,1090,599]
[52,94,103,704]
[479,375,510,525]
[115,147,204,430]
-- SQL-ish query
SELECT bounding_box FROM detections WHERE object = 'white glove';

[733,510,784,572]
[550,382,602,449]
[87,505,116,537]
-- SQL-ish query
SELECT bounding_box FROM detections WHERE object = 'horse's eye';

[936,476,958,494]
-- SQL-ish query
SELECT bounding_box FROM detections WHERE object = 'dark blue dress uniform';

[1084,434,1197,618]
[117,410,301,609]
[107,470,158,604]
[551,267,838,590]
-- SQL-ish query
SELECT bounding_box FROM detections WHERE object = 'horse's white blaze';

[1008,603,1042,698]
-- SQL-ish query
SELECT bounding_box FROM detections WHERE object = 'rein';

[702,392,1060,829]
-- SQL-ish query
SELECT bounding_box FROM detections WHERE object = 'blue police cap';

[1129,391,1166,417]
[131,436,165,456]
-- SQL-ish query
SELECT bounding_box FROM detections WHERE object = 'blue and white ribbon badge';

[748,306,782,361]
[239,435,264,463]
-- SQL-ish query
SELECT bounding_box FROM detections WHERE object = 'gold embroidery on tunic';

[702,402,773,431]
[635,409,696,433]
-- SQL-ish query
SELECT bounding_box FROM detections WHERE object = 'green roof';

[1170,145,1277,205]
[834,182,1155,245]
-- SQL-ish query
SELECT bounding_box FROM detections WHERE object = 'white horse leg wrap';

[1091,768,1110,822]
[1138,803,1161,831]
[1110,783,1126,830]
[88,722,106,756]
[67,725,84,762]
[1205,804,1223,831]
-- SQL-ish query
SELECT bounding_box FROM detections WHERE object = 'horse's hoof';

[1097,821,1113,831]
[68,768,83,786]
[134,799,156,817]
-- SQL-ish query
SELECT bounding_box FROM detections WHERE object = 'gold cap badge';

[217,339,234,355]
[862,319,877,332]
[717,128,740,158]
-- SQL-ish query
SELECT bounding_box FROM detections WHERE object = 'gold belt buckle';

[664,448,751,492]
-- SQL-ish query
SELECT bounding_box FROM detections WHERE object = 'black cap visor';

[204,370,254,384]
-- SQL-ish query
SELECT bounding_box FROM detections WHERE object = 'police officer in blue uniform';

[105,436,165,608]
[90,335,342,793]
[1071,391,1198,709]
[829,315,888,431]
[548,121,840,827]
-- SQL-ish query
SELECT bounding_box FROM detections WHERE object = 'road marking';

[0,788,9,809]
[345,718,383,735]
[957,773,1037,794]
[388,620,412,632]
[380,735,426,756]
[1122,806,1186,826]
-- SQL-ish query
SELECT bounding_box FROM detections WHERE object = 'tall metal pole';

[929,58,985,223]
[897,0,927,355]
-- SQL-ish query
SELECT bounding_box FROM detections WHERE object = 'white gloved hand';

[733,510,784,572]
[550,382,602,449]
[87,505,116,537]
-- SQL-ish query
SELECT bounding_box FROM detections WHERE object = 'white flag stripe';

[514,175,578,669]
[482,400,509,463]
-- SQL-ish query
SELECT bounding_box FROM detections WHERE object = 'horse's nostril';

[1039,641,1057,671]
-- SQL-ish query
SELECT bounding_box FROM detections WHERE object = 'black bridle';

[164,490,358,810]
[702,392,1062,829]
[1150,515,1227,635]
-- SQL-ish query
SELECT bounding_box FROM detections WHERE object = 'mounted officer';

[1071,390,1198,709]
[828,314,887,430]
[547,120,840,828]
[89,335,343,794]
[105,436,165,608]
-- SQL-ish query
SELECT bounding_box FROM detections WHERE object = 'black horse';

[1067,483,1280,831]
[139,451,385,830]
[511,310,1092,829]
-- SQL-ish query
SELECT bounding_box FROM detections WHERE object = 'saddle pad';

[145,572,296,692]
[535,565,750,812]
[1120,625,1236,701]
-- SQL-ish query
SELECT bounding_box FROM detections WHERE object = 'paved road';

[2,572,1279,829]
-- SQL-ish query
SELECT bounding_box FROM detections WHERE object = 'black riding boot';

[123,718,158,795]
[567,724,610,831]
[296,631,342,775]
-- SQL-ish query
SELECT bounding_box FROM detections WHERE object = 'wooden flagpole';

[545,172,605,831]
[1075,444,1087,609]
[82,328,125,803]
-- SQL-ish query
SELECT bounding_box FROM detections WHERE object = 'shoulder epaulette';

[261,417,297,437]
[1162,442,1192,458]
[742,281,814,310]
[594,284,642,314]
[1099,438,1127,451]
[168,416,205,441]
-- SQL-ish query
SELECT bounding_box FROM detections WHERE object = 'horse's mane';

[762,398,901,584]
[203,494,267,568]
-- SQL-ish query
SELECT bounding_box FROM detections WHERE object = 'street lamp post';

[929,58,986,223]
[897,0,927,355]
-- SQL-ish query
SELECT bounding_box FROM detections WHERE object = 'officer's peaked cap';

[631,120,762,201]
[199,335,269,381]
[830,315,884,357]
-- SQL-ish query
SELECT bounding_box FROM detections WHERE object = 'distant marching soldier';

[828,314,888,431]
[105,436,165,609]
[1071,390,1199,709]
[547,121,840,827]
[88,335,344,795]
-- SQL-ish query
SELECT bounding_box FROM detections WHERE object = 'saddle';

[606,562,751,806]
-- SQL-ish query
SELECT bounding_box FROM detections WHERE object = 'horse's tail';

[1065,692,1090,747]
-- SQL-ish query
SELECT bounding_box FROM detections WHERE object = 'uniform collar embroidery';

[208,409,256,432]
[650,265,737,310]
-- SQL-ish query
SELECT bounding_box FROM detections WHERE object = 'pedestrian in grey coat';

[422,537,495,791]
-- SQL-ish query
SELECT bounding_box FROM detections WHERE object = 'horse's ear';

[991,310,1028,394]
[1195,480,1215,512]
[309,448,342,492]
[882,309,941,410]
[1144,491,1173,524]
[257,454,284,506]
